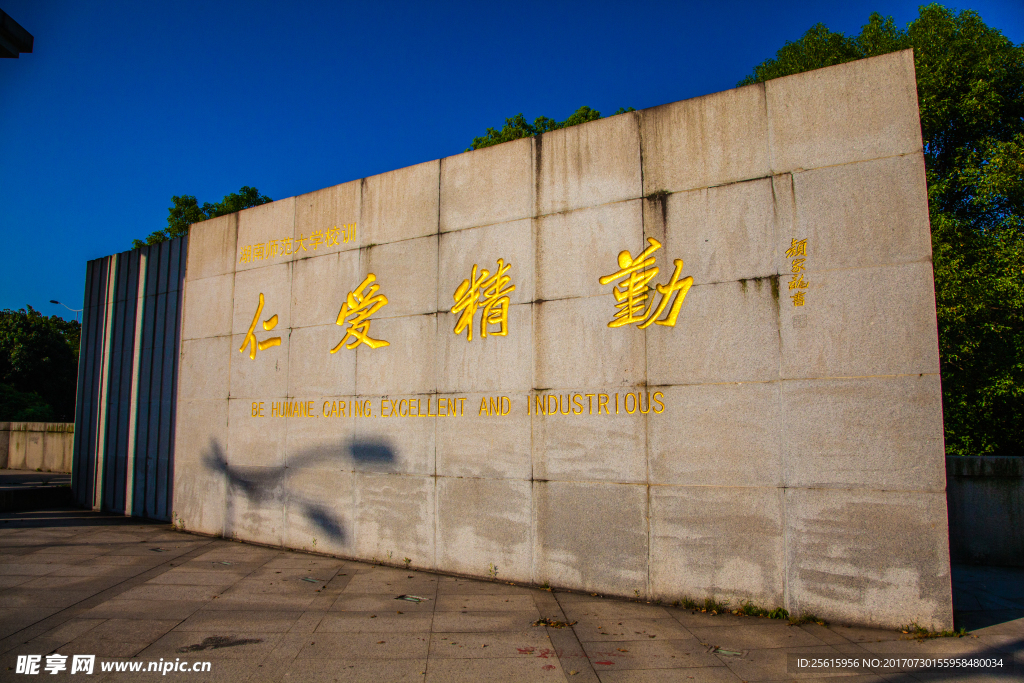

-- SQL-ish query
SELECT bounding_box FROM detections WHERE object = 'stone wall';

[0,422,74,473]
[947,456,1024,567]
[172,49,952,629]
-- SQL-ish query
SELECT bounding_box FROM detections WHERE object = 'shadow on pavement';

[952,564,1024,630]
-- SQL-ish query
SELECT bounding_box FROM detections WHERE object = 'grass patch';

[733,601,790,620]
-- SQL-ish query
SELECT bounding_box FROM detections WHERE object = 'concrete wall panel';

[440,139,534,233]
[650,486,785,606]
[766,50,922,173]
[640,83,769,195]
[784,488,952,630]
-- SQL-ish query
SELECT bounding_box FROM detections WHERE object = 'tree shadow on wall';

[201,437,396,545]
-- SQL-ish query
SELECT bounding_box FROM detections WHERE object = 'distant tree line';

[0,306,80,422]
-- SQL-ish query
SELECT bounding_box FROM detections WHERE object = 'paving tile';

[174,610,303,633]
[88,618,180,642]
[144,570,245,586]
[687,622,830,650]
[0,562,63,575]
[436,580,537,596]
[330,593,435,613]
[428,631,556,659]
[583,637,723,670]
[572,617,695,642]
[201,592,317,611]
[0,575,36,588]
[36,617,106,643]
[59,635,153,657]
[560,598,674,621]
[20,575,125,592]
[828,625,905,643]
[114,584,226,601]
[79,599,207,621]
[0,606,62,638]
[276,658,426,682]
[431,611,541,633]
[48,564,142,578]
[857,636,1018,655]
[425,656,568,682]
[716,645,838,681]
[316,612,434,633]
[296,631,430,659]
[263,556,345,570]
[595,669,745,683]
[435,594,539,613]
[0,587,94,608]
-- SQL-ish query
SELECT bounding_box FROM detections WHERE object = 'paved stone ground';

[0,509,1020,682]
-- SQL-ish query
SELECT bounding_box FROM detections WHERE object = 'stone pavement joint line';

[0,508,1021,682]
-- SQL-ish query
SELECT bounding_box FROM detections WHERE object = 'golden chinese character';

[791,258,806,273]
[309,229,324,250]
[253,243,265,261]
[267,240,279,258]
[451,259,516,341]
[295,234,308,253]
[785,238,807,258]
[239,245,251,263]
[325,227,340,246]
[599,238,693,329]
[788,273,808,290]
[239,293,281,360]
[331,274,390,351]
[791,291,806,307]
[281,237,293,255]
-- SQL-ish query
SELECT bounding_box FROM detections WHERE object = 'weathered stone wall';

[1,422,75,473]
[172,49,952,629]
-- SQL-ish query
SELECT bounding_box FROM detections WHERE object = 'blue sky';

[2,0,1021,319]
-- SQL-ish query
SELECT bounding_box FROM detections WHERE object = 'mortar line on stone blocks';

[771,154,791,617]
[433,167,441,574]
[760,81,775,179]
[637,114,654,603]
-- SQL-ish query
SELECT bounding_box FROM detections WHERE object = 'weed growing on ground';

[900,623,969,639]
[677,597,730,614]
[403,557,412,569]
[488,563,498,578]
[734,601,789,620]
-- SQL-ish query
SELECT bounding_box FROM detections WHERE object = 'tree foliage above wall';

[468,105,635,151]
[739,4,1024,455]
[132,186,272,249]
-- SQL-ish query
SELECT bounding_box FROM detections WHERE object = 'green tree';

[0,306,81,422]
[469,106,634,150]
[739,4,1024,456]
[133,186,272,248]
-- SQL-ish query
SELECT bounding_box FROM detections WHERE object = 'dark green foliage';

[133,186,272,249]
[0,306,81,421]
[739,5,1024,456]
[469,105,634,151]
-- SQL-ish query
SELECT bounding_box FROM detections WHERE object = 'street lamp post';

[50,300,82,323]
